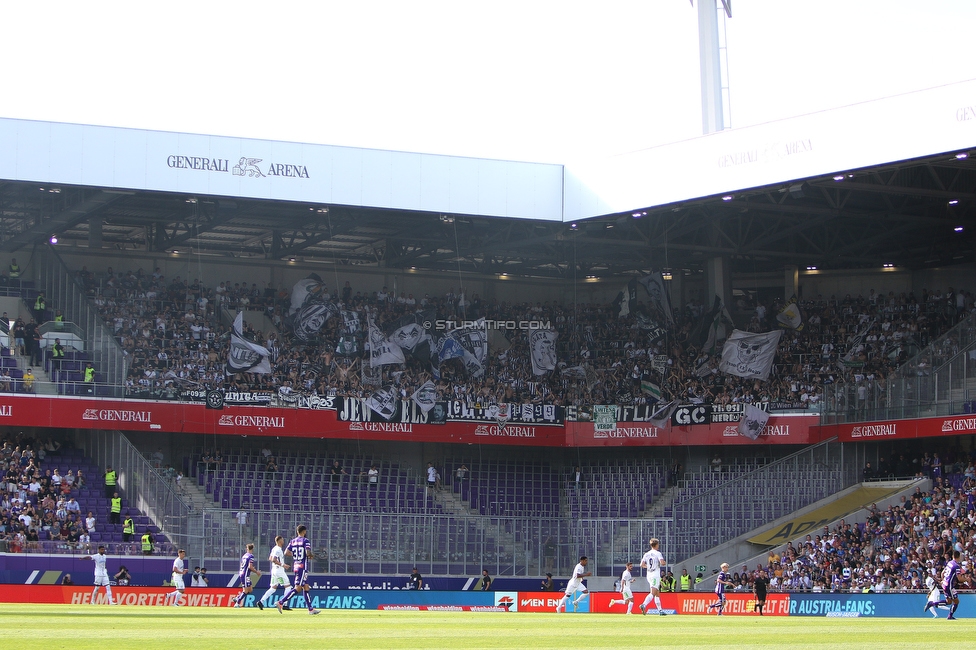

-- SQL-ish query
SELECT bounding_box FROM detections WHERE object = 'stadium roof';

[0,147,972,279]
[0,77,974,280]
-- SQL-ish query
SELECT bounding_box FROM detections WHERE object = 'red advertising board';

[830,413,976,442]
[0,394,569,446]
[2,584,236,606]
[0,394,820,447]
[588,591,790,616]
[513,592,566,612]
[566,414,822,447]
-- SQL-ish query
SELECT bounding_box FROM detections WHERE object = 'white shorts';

[270,573,289,587]
[94,574,110,587]
[647,573,661,590]
[172,575,185,590]
[564,580,587,596]
[621,587,633,599]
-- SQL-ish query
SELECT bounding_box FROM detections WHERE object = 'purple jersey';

[239,551,255,587]
[287,535,312,586]
[715,571,729,595]
[942,559,960,592]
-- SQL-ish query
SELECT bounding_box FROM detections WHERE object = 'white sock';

[626,601,633,614]
[105,586,114,604]
[260,587,278,603]
[654,596,662,611]
[642,593,653,608]
[90,587,99,604]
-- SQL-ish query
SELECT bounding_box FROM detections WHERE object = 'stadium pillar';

[784,265,798,300]
[668,271,684,312]
[705,257,731,312]
[89,217,102,249]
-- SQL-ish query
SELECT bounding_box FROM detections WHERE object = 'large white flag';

[738,403,770,440]
[718,329,783,380]
[368,315,405,368]
[226,312,272,374]
[529,329,557,375]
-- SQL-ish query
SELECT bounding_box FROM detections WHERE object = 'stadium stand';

[0,433,169,555]
[726,476,975,593]
[72,263,975,414]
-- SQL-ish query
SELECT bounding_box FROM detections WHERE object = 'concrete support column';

[784,265,798,300]
[706,257,731,308]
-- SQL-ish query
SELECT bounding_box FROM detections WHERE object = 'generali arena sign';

[829,413,976,442]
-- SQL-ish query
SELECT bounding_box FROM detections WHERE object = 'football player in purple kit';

[707,562,734,616]
[925,550,962,620]
[277,525,321,615]
[232,543,262,608]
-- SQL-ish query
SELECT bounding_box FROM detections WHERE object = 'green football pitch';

[1,604,972,649]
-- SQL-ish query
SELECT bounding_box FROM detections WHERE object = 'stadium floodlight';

[954,226,964,233]
[570,223,578,230]
[721,195,733,201]
[806,266,817,271]
[956,153,969,159]
[833,175,845,181]
[948,200,959,205]
[49,235,58,244]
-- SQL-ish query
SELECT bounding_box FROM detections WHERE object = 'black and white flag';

[738,403,770,440]
[776,295,804,331]
[286,273,339,342]
[842,319,875,364]
[718,329,783,380]
[226,312,272,374]
[638,273,674,326]
[368,315,405,368]
[411,380,438,414]
[440,318,488,378]
[366,385,400,420]
[702,300,735,355]
[648,399,678,429]
[342,309,362,334]
[612,279,639,318]
[529,329,558,375]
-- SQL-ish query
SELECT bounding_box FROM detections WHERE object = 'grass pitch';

[1,604,973,649]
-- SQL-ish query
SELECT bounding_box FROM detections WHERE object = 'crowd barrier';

[2,585,967,617]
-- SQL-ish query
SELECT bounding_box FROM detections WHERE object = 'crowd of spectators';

[74,264,976,411]
[0,434,97,552]
[718,454,976,594]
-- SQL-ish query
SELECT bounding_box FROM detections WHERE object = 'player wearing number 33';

[277,525,320,615]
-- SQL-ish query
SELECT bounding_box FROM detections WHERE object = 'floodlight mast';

[694,0,732,134]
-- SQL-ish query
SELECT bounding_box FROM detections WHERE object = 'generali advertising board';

[831,413,976,442]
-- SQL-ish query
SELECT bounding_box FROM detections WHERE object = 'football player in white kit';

[639,538,667,615]
[257,536,292,610]
[608,561,636,614]
[82,545,115,605]
[555,556,591,613]
[165,549,188,606]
